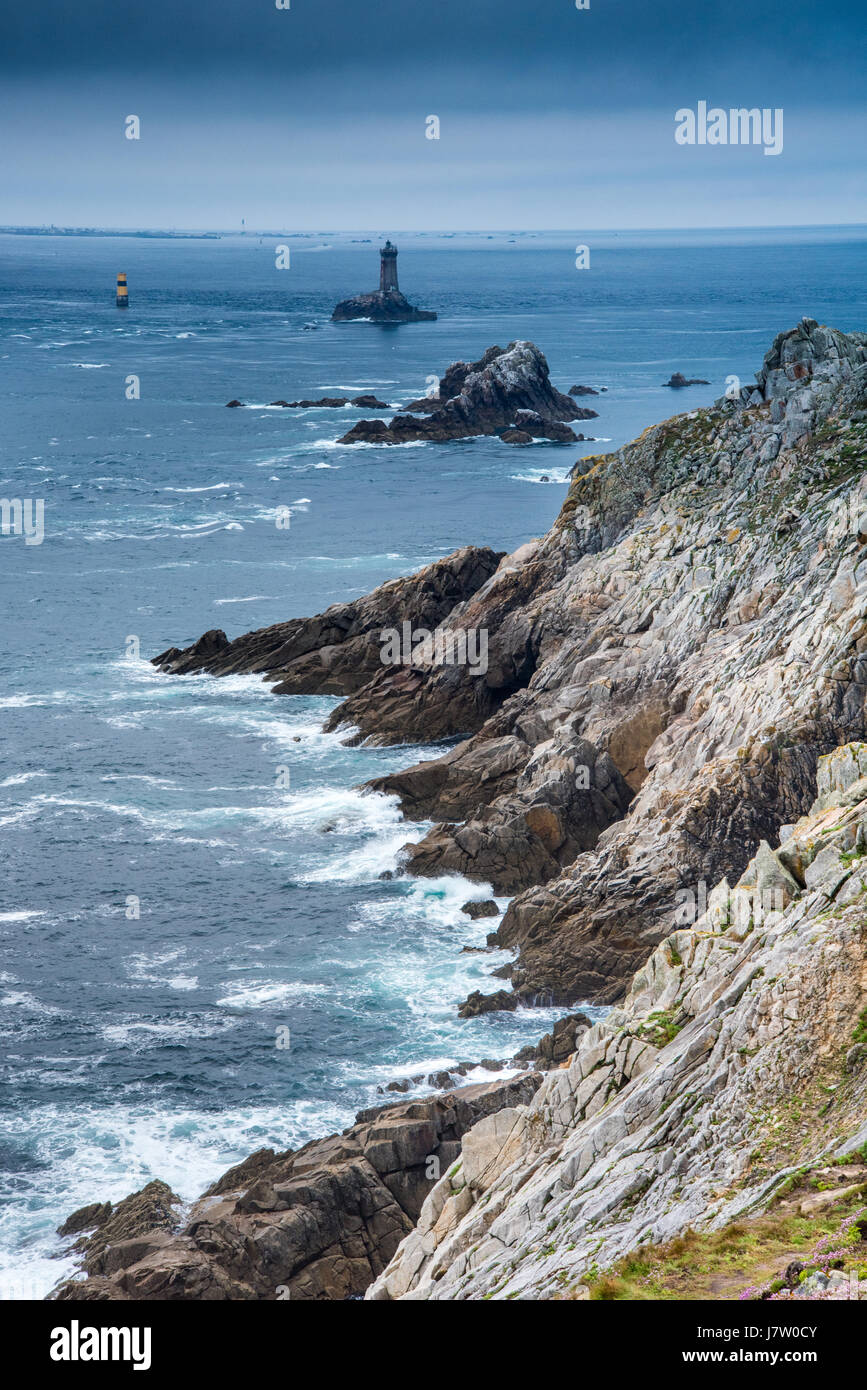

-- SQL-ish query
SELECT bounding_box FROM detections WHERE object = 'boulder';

[458,989,518,1017]
[461,899,500,919]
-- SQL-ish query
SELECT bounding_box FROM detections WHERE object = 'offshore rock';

[663,371,710,387]
[338,342,595,446]
[331,289,436,323]
[269,395,391,409]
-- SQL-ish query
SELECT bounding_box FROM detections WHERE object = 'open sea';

[1,225,866,1297]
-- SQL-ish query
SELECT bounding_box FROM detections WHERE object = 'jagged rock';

[225,399,243,407]
[151,546,503,696]
[846,1044,867,1072]
[398,739,633,894]
[338,342,595,446]
[503,411,580,443]
[568,384,600,396]
[49,1075,541,1302]
[513,1012,593,1069]
[57,1202,113,1238]
[57,1181,183,1279]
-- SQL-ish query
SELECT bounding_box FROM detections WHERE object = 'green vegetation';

[637,1010,683,1047]
[561,1184,867,1301]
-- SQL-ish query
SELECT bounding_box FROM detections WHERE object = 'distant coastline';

[0,226,222,239]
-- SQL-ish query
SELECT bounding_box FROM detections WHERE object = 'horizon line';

[2,221,866,237]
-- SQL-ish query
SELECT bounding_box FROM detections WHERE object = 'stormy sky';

[1,0,864,229]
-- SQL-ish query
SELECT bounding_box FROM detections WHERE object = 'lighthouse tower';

[116,272,129,308]
[379,240,399,292]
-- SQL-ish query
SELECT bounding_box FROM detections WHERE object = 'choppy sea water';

[1,226,865,1297]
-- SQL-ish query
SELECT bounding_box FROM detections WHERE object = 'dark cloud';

[1,0,863,227]
[2,0,864,110]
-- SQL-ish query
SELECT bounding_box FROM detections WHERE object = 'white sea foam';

[0,989,59,1013]
[213,595,274,605]
[216,980,329,1009]
[0,771,48,787]
[511,467,572,484]
[99,774,179,789]
[100,1017,234,1045]
[163,483,242,493]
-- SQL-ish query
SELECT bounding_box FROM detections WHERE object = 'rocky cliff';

[157,319,867,1015]
[368,742,867,1300]
[80,316,867,1303]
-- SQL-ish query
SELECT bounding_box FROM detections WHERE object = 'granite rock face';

[338,341,595,445]
[368,746,867,1299]
[49,1075,541,1302]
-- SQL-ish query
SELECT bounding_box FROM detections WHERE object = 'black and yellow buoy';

[116,272,129,308]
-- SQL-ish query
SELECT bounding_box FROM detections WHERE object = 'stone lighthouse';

[379,240,399,292]
[331,240,436,321]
